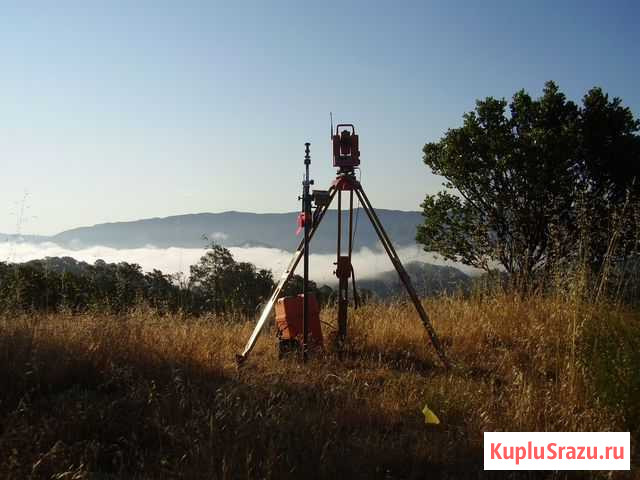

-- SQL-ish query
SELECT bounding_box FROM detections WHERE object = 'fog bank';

[1,241,480,283]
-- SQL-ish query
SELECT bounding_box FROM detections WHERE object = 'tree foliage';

[0,257,182,313]
[0,244,336,317]
[417,81,640,289]
[189,243,274,316]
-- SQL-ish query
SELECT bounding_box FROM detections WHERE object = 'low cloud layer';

[1,241,480,284]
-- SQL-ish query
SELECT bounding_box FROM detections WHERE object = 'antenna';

[330,112,333,137]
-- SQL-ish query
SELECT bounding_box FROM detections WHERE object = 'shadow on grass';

[0,327,484,479]
[2,325,602,479]
[338,344,440,375]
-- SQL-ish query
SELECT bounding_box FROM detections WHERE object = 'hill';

[358,261,471,298]
[4,209,424,253]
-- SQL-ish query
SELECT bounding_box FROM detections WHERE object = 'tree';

[282,274,317,298]
[577,88,640,272]
[145,269,181,313]
[189,244,236,312]
[189,243,274,316]
[417,81,639,289]
[580,87,640,203]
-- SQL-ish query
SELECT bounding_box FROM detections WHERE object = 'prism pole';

[302,142,312,362]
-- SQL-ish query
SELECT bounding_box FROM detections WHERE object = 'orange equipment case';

[275,294,323,347]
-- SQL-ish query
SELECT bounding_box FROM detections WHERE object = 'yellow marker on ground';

[422,404,440,424]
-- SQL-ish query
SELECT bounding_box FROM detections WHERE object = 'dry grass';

[1,294,638,479]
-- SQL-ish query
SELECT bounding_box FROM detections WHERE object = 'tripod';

[236,168,450,368]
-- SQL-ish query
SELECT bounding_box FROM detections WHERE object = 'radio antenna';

[330,112,333,137]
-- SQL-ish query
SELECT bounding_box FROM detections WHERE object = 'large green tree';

[417,81,639,288]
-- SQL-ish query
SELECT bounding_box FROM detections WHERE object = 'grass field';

[1,293,639,479]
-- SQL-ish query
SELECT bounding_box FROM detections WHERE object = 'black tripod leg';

[236,187,337,364]
[354,185,451,369]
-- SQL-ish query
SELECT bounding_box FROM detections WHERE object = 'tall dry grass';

[1,293,638,478]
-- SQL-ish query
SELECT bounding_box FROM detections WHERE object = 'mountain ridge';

[3,209,426,254]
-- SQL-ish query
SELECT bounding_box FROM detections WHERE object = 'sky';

[1,0,638,235]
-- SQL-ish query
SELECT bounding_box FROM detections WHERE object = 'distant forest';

[0,245,335,316]
[0,243,475,316]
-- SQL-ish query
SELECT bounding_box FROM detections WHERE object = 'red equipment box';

[275,294,323,347]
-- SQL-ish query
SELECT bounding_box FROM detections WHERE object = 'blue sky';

[1,1,638,235]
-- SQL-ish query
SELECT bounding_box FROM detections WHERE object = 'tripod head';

[332,124,360,170]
